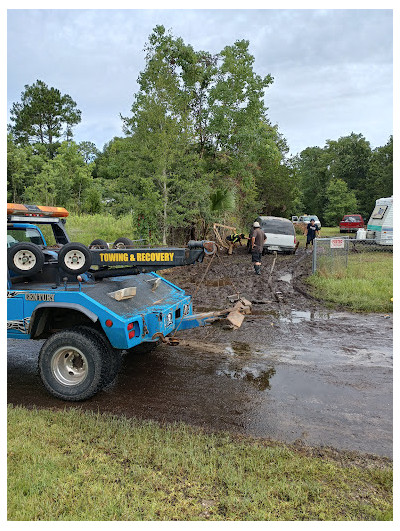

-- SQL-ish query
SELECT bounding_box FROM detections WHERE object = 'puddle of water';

[278,273,292,283]
[216,366,276,391]
[280,309,331,323]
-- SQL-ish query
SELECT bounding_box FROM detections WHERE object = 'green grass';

[8,406,392,521]
[40,213,137,247]
[307,252,393,312]
[65,213,137,247]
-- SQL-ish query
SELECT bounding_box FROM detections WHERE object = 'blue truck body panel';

[7,272,194,349]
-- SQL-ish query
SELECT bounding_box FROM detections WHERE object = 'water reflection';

[216,366,276,391]
[280,310,331,323]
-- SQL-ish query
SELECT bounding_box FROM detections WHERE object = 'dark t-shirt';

[307,223,318,239]
[252,227,266,252]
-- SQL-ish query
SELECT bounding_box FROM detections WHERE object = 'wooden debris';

[108,286,137,301]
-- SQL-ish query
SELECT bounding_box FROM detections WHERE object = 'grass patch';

[8,406,392,521]
[66,213,137,247]
[307,252,393,312]
[51,213,137,247]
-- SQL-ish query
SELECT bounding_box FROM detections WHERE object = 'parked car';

[339,214,364,233]
[248,216,297,254]
[295,215,321,230]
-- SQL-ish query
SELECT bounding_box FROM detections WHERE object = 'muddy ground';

[7,246,393,461]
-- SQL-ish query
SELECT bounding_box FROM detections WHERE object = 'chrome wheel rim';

[51,346,88,386]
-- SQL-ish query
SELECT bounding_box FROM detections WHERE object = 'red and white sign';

[330,238,345,249]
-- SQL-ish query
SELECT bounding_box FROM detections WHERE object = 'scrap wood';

[213,222,237,250]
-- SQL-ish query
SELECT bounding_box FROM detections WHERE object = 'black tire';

[112,237,134,249]
[76,325,122,387]
[89,239,109,249]
[38,328,108,401]
[7,242,45,275]
[58,242,92,274]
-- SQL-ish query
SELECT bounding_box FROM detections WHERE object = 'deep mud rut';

[7,247,393,459]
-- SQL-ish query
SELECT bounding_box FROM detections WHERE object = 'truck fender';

[29,303,99,336]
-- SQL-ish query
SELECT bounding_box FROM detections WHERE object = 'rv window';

[371,206,387,219]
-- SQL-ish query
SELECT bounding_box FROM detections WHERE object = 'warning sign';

[330,238,345,249]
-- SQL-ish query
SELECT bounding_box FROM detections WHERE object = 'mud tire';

[58,242,92,274]
[76,325,122,387]
[38,328,108,401]
[112,237,134,249]
[7,242,45,275]
[89,239,109,249]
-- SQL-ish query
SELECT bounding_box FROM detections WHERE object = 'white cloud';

[7,8,393,154]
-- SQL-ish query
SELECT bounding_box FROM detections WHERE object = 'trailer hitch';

[151,332,180,346]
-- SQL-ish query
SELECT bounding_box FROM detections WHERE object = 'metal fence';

[312,237,393,274]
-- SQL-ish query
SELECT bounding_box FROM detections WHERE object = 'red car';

[339,214,365,233]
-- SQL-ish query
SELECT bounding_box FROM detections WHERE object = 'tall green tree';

[323,178,358,226]
[295,146,331,219]
[7,134,49,203]
[362,136,393,216]
[23,141,97,212]
[8,80,81,158]
[78,141,100,164]
[294,133,391,223]
[122,26,206,244]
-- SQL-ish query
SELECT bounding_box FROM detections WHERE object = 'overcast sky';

[6,7,393,157]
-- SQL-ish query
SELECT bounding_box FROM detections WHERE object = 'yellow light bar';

[7,203,69,218]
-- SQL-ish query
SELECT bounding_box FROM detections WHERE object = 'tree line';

[7,26,392,243]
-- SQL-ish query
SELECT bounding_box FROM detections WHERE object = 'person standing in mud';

[251,221,266,275]
[305,218,319,250]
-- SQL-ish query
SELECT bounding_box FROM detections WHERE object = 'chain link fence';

[312,237,393,274]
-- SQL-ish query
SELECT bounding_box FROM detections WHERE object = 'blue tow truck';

[7,204,249,401]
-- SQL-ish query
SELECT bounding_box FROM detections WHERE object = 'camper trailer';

[366,196,393,245]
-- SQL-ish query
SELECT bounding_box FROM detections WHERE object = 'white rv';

[366,196,393,245]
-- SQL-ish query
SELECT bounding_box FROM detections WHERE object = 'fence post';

[312,238,317,273]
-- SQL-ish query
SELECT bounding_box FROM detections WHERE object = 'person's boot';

[254,264,261,275]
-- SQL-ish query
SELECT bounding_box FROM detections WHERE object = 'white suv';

[249,216,297,254]
[295,215,321,230]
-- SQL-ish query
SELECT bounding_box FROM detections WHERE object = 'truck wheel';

[58,242,92,274]
[89,239,109,249]
[38,328,108,401]
[76,325,122,387]
[113,237,134,249]
[7,242,45,275]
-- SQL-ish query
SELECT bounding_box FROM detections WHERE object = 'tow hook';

[151,332,180,346]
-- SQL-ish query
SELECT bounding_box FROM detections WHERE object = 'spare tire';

[58,242,92,274]
[112,237,134,249]
[89,239,109,249]
[7,242,45,275]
